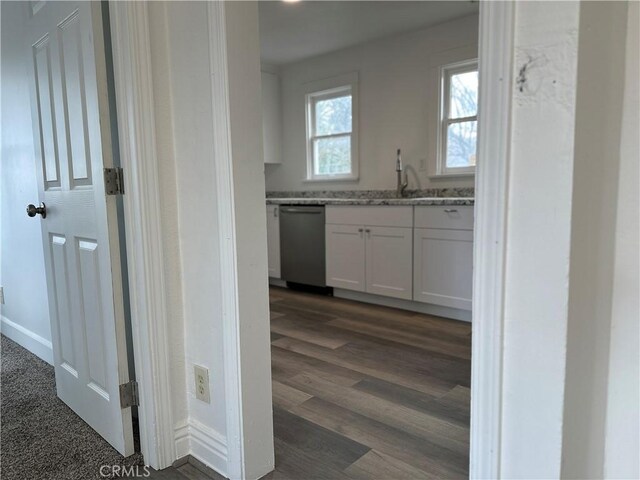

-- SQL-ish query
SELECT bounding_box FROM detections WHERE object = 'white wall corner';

[1,315,53,365]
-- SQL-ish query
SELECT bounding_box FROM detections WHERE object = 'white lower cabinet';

[325,206,413,300]
[266,205,281,278]
[325,224,366,291]
[413,227,473,310]
[277,203,474,314]
[365,227,413,300]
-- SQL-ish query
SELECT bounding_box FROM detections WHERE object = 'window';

[305,77,358,181]
[438,60,478,175]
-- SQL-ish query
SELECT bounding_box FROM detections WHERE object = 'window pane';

[446,120,477,168]
[449,70,478,119]
[315,94,352,136]
[314,135,351,175]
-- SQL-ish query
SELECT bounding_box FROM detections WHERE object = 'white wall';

[500,2,581,477]
[264,14,478,192]
[604,2,640,477]
[561,1,629,477]
[0,1,53,364]
[147,1,231,472]
[500,2,640,478]
[167,0,229,450]
[147,3,274,477]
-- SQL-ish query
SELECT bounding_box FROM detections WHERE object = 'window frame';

[437,59,479,176]
[304,74,359,182]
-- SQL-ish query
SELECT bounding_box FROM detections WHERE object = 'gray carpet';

[1,335,144,479]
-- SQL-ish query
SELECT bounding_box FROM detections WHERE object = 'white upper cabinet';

[266,205,281,278]
[261,71,282,164]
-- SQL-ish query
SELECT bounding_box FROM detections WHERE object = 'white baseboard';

[333,288,472,322]
[174,422,191,460]
[174,419,228,478]
[1,315,54,364]
[269,280,471,322]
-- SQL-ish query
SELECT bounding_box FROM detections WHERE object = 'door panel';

[50,234,75,369]
[365,226,413,300]
[413,228,473,310]
[59,9,93,187]
[33,35,62,187]
[326,224,365,291]
[26,1,134,455]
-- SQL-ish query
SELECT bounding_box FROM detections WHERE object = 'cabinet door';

[266,206,281,278]
[365,227,413,300]
[326,224,365,291]
[413,228,473,310]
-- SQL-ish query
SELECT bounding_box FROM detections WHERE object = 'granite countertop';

[266,197,474,206]
[265,188,475,206]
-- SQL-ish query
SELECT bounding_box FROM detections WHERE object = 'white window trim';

[304,73,359,182]
[436,59,479,177]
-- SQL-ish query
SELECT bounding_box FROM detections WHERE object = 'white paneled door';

[25,1,135,455]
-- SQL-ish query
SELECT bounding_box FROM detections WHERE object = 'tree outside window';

[439,61,478,175]
[306,78,358,181]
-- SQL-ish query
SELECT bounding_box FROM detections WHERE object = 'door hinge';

[104,167,125,195]
[119,380,139,408]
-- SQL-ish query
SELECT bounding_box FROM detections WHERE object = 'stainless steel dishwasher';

[279,205,326,288]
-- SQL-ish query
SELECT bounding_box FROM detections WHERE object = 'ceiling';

[259,1,479,66]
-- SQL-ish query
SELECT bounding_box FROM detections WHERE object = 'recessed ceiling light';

[283,0,300,3]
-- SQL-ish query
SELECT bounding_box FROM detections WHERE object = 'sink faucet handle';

[396,148,402,172]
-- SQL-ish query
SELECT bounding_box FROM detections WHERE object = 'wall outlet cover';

[194,365,210,403]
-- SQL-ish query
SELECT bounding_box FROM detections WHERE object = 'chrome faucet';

[396,148,408,197]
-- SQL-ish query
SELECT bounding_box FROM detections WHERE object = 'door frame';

[470,2,515,478]
[106,0,516,477]
[108,2,175,469]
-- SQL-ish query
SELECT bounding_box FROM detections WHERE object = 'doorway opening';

[259,2,479,477]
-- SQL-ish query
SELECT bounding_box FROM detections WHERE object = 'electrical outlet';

[0,287,4,305]
[194,365,210,403]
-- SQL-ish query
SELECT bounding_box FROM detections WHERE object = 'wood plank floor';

[266,286,471,479]
[150,287,471,479]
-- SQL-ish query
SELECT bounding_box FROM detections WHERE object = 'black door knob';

[26,203,46,219]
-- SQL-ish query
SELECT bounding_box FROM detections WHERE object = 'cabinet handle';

[358,228,364,233]
[365,229,371,233]
[274,208,278,218]
[444,209,458,213]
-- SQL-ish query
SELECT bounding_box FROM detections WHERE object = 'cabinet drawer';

[326,206,413,228]
[414,206,474,230]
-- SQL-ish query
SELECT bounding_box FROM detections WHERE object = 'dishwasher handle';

[280,207,323,214]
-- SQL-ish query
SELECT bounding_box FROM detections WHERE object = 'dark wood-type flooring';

[265,286,471,479]
[150,286,471,479]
